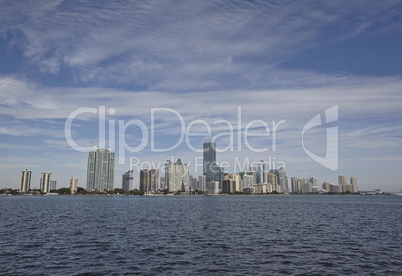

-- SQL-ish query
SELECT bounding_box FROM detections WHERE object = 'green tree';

[57,188,71,195]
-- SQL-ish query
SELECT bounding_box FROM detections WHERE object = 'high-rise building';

[309,176,317,187]
[270,168,288,193]
[122,170,134,192]
[20,169,31,192]
[165,159,189,193]
[40,172,52,193]
[86,149,115,192]
[338,175,347,193]
[291,177,300,194]
[350,177,358,193]
[140,168,159,193]
[198,175,206,191]
[50,181,57,191]
[258,161,268,184]
[70,177,78,194]
[203,141,216,183]
[267,172,277,191]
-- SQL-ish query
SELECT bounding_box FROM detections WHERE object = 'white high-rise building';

[198,175,206,192]
[350,177,358,193]
[338,175,347,192]
[40,172,52,193]
[86,149,115,191]
[70,177,78,194]
[20,169,31,192]
[165,159,190,193]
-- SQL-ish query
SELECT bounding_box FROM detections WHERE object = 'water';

[0,195,401,275]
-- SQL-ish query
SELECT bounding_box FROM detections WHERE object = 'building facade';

[70,177,78,194]
[350,177,358,193]
[50,181,57,191]
[122,170,134,192]
[198,175,206,192]
[203,141,216,183]
[86,149,115,191]
[338,175,347,192]
[165,159,190,193]
[40,172,52,193]
[20,169,31,192]
[140,168,159,193]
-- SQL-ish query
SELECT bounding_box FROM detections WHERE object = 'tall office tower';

[165,159,189,193]
[350,177,358,193]
[338,175,347,193]
[291,177,299,194]
[309,176,317,187]
[258,161,268,184]
[70,177,78,194]
[203,141,216,183]
[40,172,52,193]
[50,181,57,191]
[243,175,254,188]
[140,168,159,193]
[86,149,115,192]
[160,176,166,190]
[271,168,289,193]
[267,172,277,191]
[299,178,311,193]
[198,175,206,191]
[122,170,134,192]
[20,169,32,192]
[278,168,289,193]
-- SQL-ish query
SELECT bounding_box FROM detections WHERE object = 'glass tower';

[203,141,216,183]
[86,149,115,191]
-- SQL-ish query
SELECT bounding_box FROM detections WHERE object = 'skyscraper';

[198,175,206,191]
[165,159,190,193]
[140,168,159,193]
[122,170,134,192]
[40,172,52,193]
[258,161,268,184]
[70,177,78,194]
[350,177,358,193]
[271,168,289,193]
[86,148,115,192]
[267,172,277,191]
[20,169,31,192]
[338,175,347,193]
[291,177,300,194]
[203,141,216,183]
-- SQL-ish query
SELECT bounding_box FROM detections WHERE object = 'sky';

[0,0,401,191]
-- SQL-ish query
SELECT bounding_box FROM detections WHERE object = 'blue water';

[0,195,401,275]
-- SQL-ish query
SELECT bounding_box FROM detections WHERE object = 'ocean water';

[0,195,401,275]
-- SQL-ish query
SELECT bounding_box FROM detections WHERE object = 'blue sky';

[0,0,401,191]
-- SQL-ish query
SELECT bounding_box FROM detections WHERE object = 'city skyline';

[0,2,401,191]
